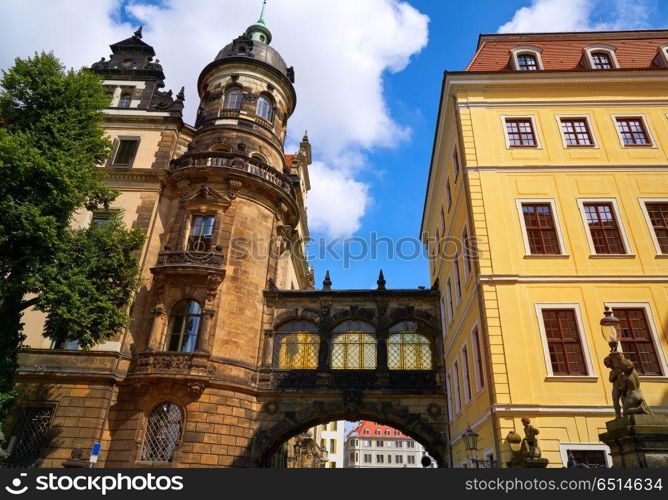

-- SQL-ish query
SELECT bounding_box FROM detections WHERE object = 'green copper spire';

[245,0,272,45]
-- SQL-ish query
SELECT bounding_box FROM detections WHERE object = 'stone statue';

[506,418,547,467]
[604,351,651,418]
[520,417,541,459]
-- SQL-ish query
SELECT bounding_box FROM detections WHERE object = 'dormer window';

[653,43,668,68]
[582,44,619,70]
[591,52,612,69]
[517,54,538,71]
[509,46,544,71]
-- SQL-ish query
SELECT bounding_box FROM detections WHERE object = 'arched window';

[167,300,202,352]
[251,153,269,165]
[140,402,182,462]
[118,91,132,108]
[591,52,613,69]
[223,88,243,110]
[274,320,319,369]
[388,321,432,370]
[331,320,376,369]
[256,95,273,122]
[517,53,538,71]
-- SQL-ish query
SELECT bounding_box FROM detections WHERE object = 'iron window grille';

[387,329,432,370]
[331,321,377,370]
[8,406,55,465]
[140,402,182,463]
[274,333,319,369]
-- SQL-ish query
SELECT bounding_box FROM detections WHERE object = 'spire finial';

[134,26,143,38]
[258,0,268,24]
[322,271,332,291]
[377,270,386,291]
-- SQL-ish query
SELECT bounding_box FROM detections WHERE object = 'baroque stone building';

[6,9,449,468]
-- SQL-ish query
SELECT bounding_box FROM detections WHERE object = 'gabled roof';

[110,30,156,57]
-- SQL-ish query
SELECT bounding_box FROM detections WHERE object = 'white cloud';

[498,0,655,33]
[0,0,429,237]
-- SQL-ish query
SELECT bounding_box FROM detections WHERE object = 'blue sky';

[3,0,667,291]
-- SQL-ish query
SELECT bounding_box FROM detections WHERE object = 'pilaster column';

[195,309,215,354]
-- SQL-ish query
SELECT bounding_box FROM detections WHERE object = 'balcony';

[170,152,295,199]
[154,250,225,274]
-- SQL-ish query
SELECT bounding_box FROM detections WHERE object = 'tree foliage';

[0,52,144,422]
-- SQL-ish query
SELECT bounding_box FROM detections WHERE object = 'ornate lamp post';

[462,426,495,468]
[600,306,622,352]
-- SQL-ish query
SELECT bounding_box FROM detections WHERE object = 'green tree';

[0,52,144,422]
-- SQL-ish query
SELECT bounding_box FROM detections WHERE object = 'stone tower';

[102,7,314,466]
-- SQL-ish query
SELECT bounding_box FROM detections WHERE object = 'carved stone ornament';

[187,381,207,399]
[426,402,442,418]
[206,274,224,302]
[342,390,362,419]
[181,185,234,210]
[263,400,279,415]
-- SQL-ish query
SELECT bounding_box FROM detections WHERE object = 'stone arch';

[272,308,320,328]
[253,395,449,468]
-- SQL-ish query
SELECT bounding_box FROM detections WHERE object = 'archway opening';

[266,418,436,469]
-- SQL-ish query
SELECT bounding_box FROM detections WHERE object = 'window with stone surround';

[167,299,202,352]
[541,309,587,375]
[613,308,661,375]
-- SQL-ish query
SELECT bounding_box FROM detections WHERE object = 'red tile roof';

[349,421,408,439]
[284,154,295,167]
[466,30,668,72]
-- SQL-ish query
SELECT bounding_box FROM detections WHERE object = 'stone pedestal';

[599,414,668,468]
[524,458,549,468]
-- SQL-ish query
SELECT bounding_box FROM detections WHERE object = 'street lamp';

[462,426,495,468]
[600,306,621,352]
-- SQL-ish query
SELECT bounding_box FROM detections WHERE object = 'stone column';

[195,309,215,354]
[146,305,167,351]
[262,330,275,368]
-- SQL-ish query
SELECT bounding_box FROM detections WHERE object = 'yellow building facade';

[422,30,668,468]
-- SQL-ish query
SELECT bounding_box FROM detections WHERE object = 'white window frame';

[611,113,657,148]
[462,225,473,282]
[639,197,668,255]
[582,43,619,70]
[535,303,596,380]
[559,443,612,468]
[446,277,454,323]
[460,343,472,404]
[555,114,599,149]
[439,294,448,339]
[452,360,462,414]
[470,323,485,392]
[516,198,568,256]
[509,46,544,71]
[453,257,462,303]
[576,198,633,256]
[604,301,667,378]
[501,114,543,149]
[446,370,454,421]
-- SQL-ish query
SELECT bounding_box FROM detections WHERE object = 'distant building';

[345,421,432,468]
[316,421,345,468]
